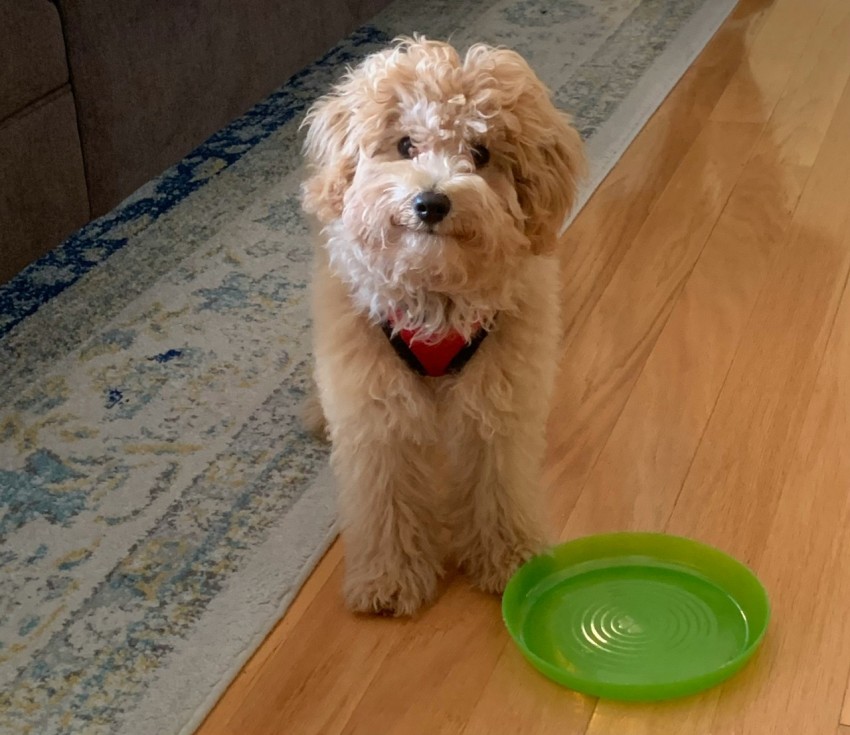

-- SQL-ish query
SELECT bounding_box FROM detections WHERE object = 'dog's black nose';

[412,191,451,225]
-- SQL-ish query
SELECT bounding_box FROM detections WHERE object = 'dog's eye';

[397,136,415,159]
[471,144,490,168]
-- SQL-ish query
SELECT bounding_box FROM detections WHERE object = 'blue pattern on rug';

[0,0,729,732]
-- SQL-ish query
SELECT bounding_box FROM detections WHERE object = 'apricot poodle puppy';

[301,37,585,615]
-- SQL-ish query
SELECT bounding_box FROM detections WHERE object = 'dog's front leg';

[312,263,444,616]
[447,409,548,594]
[331,425,443,616]
[444,290,559,593]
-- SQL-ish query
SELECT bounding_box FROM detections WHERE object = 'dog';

[300,37,584,615]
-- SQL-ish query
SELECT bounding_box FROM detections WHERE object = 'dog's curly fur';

[301,37,585,615]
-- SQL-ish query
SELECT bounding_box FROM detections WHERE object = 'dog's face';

[302,38,584,338]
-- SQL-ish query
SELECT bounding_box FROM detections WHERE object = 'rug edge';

[121,466,339,735]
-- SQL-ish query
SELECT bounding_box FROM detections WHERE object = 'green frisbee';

[502,533,770,701]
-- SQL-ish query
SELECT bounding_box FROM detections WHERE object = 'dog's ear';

[301,88,359,223]
[513,107,585,254]
[469,47,586,254]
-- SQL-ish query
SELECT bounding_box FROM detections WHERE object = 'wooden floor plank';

[560,0,850,540]
[664,73,850,563]
[842,672,850,725]
[583,72,850,735]
[460,645,595,735]
[711,0,831,122]
[708,244,850,735]
[339,585,506,735]
[543,118,760,530]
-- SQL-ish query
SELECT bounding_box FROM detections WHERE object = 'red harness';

[381,321,489,378]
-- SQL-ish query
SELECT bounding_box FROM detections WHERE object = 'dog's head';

[302,37,584,338]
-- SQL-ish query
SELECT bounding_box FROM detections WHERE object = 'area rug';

[0,0,736,732]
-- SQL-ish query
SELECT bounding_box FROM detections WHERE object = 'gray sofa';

[0,0,391,283]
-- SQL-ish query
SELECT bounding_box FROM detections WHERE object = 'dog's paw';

[461,532,544,595]
[343,560,440,617]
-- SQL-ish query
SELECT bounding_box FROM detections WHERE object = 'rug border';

[170,2,737,733]
[127,467,339,735]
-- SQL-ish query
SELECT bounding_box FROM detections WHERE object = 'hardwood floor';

[197,0,850,731]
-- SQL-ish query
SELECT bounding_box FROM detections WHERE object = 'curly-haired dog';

[301,37,585,615]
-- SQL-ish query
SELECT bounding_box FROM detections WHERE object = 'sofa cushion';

[0,87,90,283]
[57,0,392,216]
[0,1,69,121]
